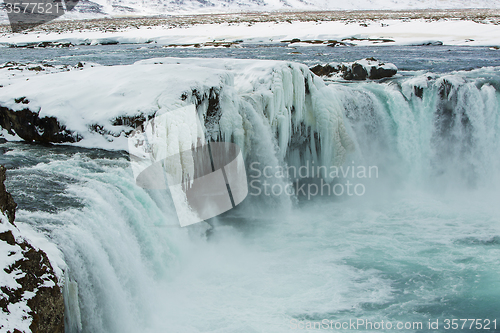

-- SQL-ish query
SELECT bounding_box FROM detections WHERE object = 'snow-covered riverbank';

[1,10,500,48]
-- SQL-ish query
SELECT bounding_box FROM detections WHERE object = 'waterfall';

[336,69,500,190]
[3,62,500,333]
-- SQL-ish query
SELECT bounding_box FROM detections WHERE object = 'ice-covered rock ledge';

[0,165,65,333]
[310,58,398,81]
[0,58,354,169]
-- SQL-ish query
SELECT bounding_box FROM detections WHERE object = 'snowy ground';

[1,0,500,19]
[1,10,500,47]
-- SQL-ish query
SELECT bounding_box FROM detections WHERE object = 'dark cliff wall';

[0,106,76,143]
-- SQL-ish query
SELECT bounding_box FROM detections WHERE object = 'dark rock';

[326,40,350,47]
[414,86,424,99]
[14,97,29,104]
[282,38,347,46]
[311,58,397,81]
[439,79,454,100]
[418,41,443,46]
[339,63,366,80]
[98,40,119,45]
[368,65,398,80]
[9,42,74,49]
[0,106,77,143]
[350,63,367,80]
[0,229,16,245]
[341,37,395,44]
[112,115,147,129]
[28,66,44,72]
[310,64,340,77]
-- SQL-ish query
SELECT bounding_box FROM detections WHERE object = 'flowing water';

[2,44,500,72]
[1,45,500,332]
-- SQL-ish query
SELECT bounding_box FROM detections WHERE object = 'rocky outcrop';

[0,106,77,144]
[0,61,100,144]
[310,58,398,81]
[309,63,339,77]
[8,42,74,49]
[0,165,65,333]
[0,85,223,145]
[281,38,352,47]
[343,62,369,81]
[413,41,443,46]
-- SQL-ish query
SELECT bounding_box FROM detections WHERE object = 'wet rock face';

[0,165,65,333]
[0,165,16,224]
[0,106,77,143]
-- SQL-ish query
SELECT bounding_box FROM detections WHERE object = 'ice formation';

[0,58,355,183]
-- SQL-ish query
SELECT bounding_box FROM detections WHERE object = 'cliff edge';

[0,165,64,333]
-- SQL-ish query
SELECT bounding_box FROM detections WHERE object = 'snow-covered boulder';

[311,58,398,81]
